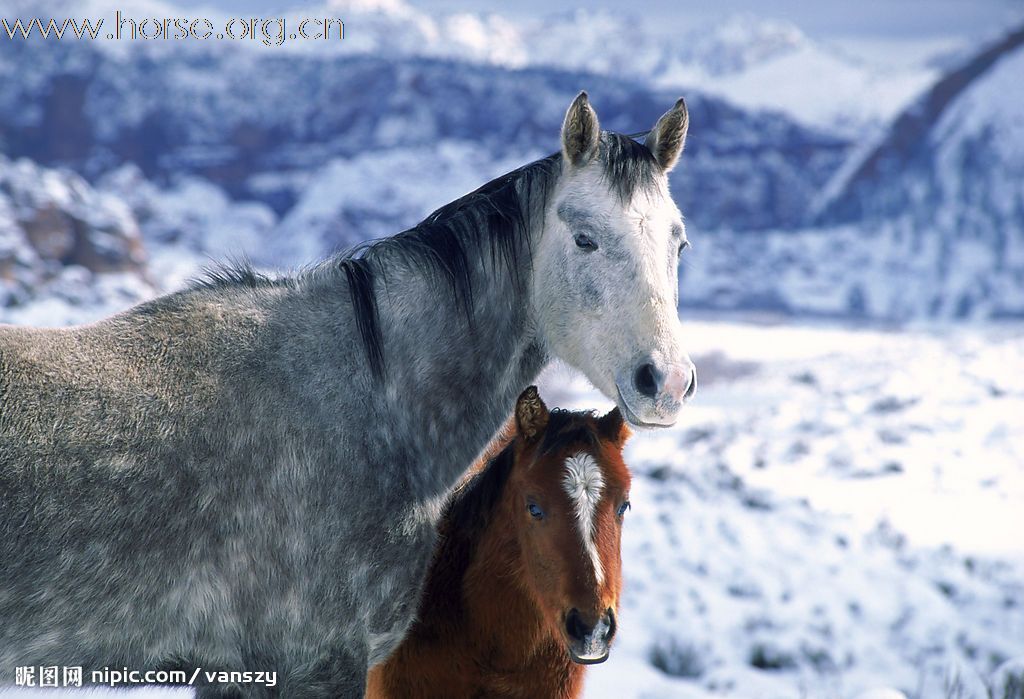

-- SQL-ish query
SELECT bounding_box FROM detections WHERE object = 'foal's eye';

[574,233,598,251]
[617,501,631,518]
[528,502,545,520]
[678,240,690,256]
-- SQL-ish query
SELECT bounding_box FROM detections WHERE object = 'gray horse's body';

[0,92,695,697]
[0,238,543,694]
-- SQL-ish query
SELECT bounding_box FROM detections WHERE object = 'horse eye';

[678,240,690,255]
[617,501,631,518]
[528,502,545,520]
[574,233,598,251]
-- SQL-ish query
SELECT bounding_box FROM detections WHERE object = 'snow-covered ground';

[541,317,1024,698]
[3,279,1022,698]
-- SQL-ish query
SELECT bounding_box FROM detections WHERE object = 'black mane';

[337,151,559,378]
[189,259,295,291]
[600,131,660,202]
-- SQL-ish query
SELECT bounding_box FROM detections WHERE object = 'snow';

[669,42,938,136]
[934,46,1024,165]
[538,317,1024,698]
[675,219,1024,321]
[0,156,150,310]
[830,36,968,72]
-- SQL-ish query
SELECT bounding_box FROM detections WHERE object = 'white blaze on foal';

[562,452,606,585]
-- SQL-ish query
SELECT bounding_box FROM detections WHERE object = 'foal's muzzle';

[565,608,617,664]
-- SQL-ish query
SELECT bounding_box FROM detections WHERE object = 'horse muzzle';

[565,608,616,665]
[615,357,696,428]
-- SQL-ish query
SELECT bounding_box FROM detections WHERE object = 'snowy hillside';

[803,25,1024,320]
[0,155,151,312]
[678,220,1024,321]
[278,2,940,133]
[0,33,848,233]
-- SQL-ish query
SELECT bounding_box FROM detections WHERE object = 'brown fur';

[366,388,631,699]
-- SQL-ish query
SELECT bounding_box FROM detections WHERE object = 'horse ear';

[561,91,601,167]
[597,407,631,446]
[645,97,689,172]
[515,386,549,442]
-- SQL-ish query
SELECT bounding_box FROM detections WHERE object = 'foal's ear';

[515,386,549,442]
[645,97,689,172]
[597,407,631,447]
[561,91,601,167]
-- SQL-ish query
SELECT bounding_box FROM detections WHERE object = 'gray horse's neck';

[378,243,544,484]
[313,198,551,507]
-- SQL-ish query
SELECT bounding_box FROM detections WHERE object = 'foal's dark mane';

[189,132,661,378]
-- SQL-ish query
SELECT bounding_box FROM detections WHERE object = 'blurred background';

[1,0,1023,697]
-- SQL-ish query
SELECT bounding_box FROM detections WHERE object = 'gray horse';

[0,93,695,697]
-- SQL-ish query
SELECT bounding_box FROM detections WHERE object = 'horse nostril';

[565,608,593,643]
[633,362,661,399]
[604,608,617,641]
[684,366,697,401]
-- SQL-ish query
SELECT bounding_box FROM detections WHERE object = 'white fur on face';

[562,452,605,585]
[534,163,690,426]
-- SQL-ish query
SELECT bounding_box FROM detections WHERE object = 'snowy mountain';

[819,25,1024,228]
[810,25,1024,319]
[292,2,939,133]
[666,35,938,137]
[0,33,848,234]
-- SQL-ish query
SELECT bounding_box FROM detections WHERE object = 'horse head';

[534,93,696,428]
[506,386,632,664]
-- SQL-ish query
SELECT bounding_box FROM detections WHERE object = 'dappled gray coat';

[0,234,549,696]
